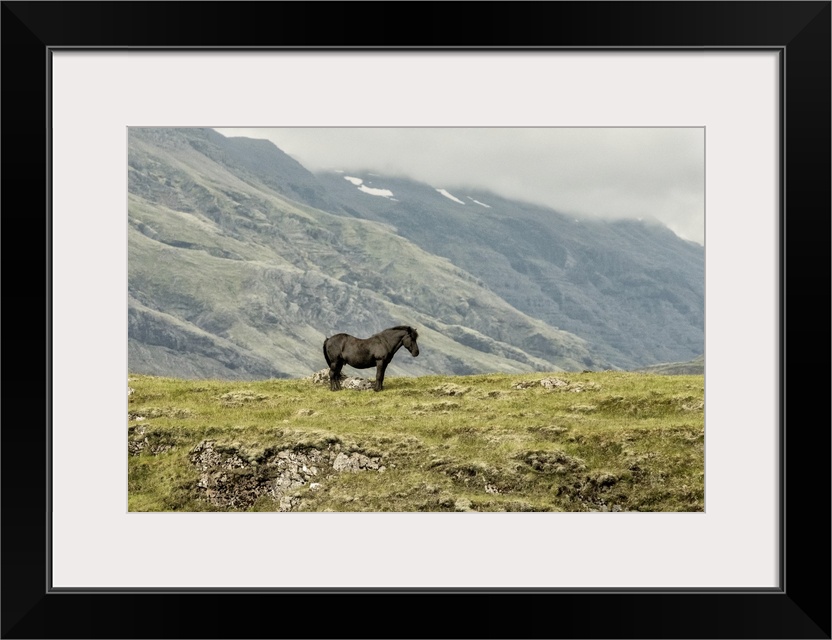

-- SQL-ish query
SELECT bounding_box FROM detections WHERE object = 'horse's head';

[402,327,420,357]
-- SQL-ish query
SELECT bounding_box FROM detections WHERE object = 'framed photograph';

[4,2,829,638]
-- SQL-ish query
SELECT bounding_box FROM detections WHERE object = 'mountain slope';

[128,128,607,379]
[312,169,704,369]
[633,354,705,375]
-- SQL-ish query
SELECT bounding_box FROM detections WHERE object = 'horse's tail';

[323,338,331,368]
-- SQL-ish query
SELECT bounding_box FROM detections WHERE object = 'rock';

[540,377,570,389]
[309,369,339,385]
[341,377,374,391]
[310,368,374,391]
[333,452,353,472]
[513,378,601,393]
[332,451,382,473]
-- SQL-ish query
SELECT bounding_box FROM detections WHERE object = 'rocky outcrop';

[307,368,375,391]
[511,377,601,392]
[189,440,384,511]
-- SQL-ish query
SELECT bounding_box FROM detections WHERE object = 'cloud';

[213,127,704,244]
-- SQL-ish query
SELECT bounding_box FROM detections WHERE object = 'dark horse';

[323,326,420,391]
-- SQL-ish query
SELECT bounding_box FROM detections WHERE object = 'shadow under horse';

[323,326,420,391]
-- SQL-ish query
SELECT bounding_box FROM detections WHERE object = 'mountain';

[311,171,705,370]
[128,128,607,379]
[127,127,703,380]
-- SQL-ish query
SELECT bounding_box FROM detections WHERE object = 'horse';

[323,325,420,392]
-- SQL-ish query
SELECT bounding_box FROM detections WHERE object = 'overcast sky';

[213,127,704,245]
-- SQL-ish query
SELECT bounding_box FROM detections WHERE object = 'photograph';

[127,126,705,513]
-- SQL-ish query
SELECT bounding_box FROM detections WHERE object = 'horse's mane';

[388,325,418,339]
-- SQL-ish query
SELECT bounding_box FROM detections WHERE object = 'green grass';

[127,370,704,512]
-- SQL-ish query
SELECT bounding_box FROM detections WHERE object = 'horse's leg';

[330,358,344,391]
[374,360,388,392]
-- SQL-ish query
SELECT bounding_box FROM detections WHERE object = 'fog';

[214,127,704,245]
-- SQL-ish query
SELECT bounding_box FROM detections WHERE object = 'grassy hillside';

[128,371,704,512]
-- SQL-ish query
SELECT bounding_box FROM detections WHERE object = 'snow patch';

[345,175,394,198]
[436,188,465,205]
[467,196,491,208]
[358,185,395,198]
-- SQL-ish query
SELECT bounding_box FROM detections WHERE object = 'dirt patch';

[427,457,522,495]
[527,425,570,440]
[518,449,587,474]
[483,390,507,399]
[411,401,461,413]
[218,391,269,406]
[568,404,598,414]
[431,383,470,396]
[679,398,705,412]
[554,471,634,512]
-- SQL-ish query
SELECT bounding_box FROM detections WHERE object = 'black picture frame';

[2,2,829,638]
